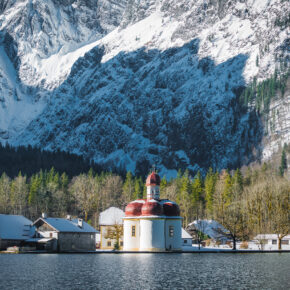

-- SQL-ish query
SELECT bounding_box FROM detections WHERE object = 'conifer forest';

[0,144,289,249]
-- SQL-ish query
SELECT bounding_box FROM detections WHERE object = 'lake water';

[0,253,289,289]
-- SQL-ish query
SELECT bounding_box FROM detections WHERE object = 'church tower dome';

[146,171,161,200]
[146,171,161,186]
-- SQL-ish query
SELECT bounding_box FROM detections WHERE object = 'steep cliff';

[0,0,288,176]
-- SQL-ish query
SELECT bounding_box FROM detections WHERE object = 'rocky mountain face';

[0,0,289,176]
[262,78,290,161]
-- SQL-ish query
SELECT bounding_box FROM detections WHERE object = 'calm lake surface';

[0,253,289,289]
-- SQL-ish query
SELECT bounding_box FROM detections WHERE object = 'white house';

[123,171,182,252]
[99,207,125,250]
[182,228,192,247]
[0,214,35,250]
[252,234,290,250]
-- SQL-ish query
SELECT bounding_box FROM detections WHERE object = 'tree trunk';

[232,236,236,250]
[278,236,282,250]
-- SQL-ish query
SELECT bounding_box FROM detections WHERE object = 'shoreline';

[1,250,290,254]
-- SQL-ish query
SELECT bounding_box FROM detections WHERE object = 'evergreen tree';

[160,176,167,197]
[134,177,143,199]
[177,170,192,226]
[0,173,11,213]
[232,168,243,194]
[28,175,40,206]
[223,171,233,207]
[279,146,287,176]
[204,168,217,217]
[88,168,94,178]
[244,167,252,186]
[122,171,135,203]
[192,171,203,204]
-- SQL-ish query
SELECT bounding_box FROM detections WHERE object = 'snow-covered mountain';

[0,0,289,176]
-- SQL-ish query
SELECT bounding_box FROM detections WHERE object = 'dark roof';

[0,214,34,240]
[33,217,98,233]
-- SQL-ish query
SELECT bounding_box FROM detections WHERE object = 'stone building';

[33,215,98,252]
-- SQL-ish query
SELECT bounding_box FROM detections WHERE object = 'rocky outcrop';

[0,0,288,176]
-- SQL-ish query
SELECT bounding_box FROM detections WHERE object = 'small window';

[107,241,111,247]
[49,232,53,238]
[272,239,277,245]
[281,240,289,245]
[169,226,174,237]
[120,241,123,246]
[184,240,187,244]
[132,225,136,237]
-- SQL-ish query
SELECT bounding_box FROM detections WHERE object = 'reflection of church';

[123,171,182,251]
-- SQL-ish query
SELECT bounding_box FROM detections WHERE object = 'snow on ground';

[182,241,290,251]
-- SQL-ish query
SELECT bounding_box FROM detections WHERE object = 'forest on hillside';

[0,143,104,178]
[0,145,288,249]
[240,64,289,114]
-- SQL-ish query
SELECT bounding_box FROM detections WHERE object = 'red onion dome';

[141,200,163,216]
[161,200,180,216]
[146,171,161,186]
[125,200,145,217]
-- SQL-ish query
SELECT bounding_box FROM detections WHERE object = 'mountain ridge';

[0,0,289,176]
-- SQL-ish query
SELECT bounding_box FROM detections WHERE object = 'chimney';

[78,218,83,228]
[66,215,71,220]
[42,213,47,219]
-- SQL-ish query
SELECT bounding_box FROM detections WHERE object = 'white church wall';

[140,218,165,251]
[165,219,182,250]
[123,219,140,251]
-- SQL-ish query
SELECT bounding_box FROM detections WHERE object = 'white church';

[123,171,182,252]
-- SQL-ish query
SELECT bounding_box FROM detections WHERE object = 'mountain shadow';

[17,38,263,176]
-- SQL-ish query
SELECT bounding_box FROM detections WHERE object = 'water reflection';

[0,253,289,289]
